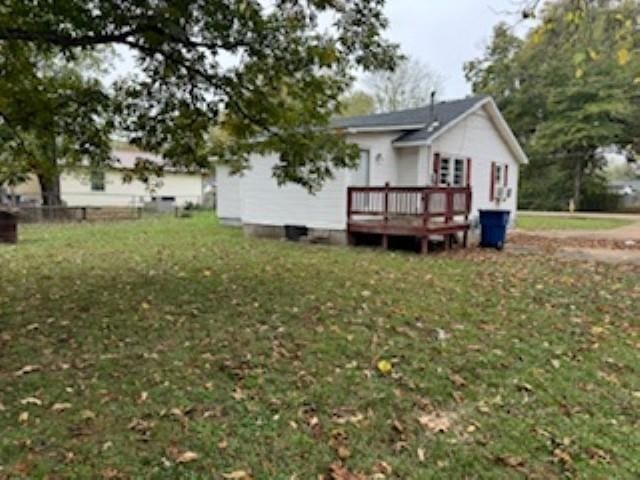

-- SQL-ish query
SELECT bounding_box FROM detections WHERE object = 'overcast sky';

[381,0,531,99]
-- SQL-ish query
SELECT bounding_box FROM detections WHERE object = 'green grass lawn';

[1,215,639,479]
[517,215,634,231]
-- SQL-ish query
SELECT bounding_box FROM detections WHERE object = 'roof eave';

[343,124,427,134]
[392,139,431,148]
[483,98,530,165]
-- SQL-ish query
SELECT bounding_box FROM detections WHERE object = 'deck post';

[346,187,353,243]
[383,182,390,224]
[420,236,429,254]
[421,189,430,254]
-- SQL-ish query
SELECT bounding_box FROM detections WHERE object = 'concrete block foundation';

[242,223,348,246]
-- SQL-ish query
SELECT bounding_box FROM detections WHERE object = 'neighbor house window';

[90,170,105,192]
[453,158,465,186]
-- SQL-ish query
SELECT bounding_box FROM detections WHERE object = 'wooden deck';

[347,184,472,253]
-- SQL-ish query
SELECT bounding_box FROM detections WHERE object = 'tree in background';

[0,44,113,205]
[465,0,640,210]
[338,90,375,117]
[365,57,444,113]
[0,1,399,192]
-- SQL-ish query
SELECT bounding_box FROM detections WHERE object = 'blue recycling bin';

[479,210,510,250]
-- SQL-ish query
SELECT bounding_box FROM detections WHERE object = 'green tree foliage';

[0,1,399,192]
[465,0,640,210]
[0,43,113,205]
[338,90,375,117]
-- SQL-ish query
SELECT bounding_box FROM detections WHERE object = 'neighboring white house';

[13,149,206,207]
[217,95,528,244]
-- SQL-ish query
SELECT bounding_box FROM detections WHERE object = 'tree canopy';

[0,43,114,204]
[365,57,444,113]
[0,0,400,193]
[465,0,640,210]
[338,90,375,117]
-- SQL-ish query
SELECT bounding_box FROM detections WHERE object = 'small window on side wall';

[490,162,510,201]
[90,170,105,192]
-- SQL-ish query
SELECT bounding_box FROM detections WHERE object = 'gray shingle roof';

[332,95,489,144]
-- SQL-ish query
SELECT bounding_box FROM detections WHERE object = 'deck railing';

[347,183,472,225]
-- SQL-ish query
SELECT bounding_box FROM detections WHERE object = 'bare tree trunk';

[9,185,16,207]
[37,173,63,220]
[37,173,62,206]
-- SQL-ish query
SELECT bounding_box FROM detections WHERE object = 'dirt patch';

[556,247,640,266]
[506,227,640,266]
[509,232,640,252]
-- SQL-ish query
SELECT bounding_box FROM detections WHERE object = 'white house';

[13,149,206,208]
[217,95,528,249]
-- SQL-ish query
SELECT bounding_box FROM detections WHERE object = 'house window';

[90,170,105,192]
[439,157,450,185]
[453,159,465,186]
[491,163,510,201]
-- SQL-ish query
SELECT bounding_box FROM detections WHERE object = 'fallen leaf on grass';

[137,391,148,404]
[222,471,252,479]
[417,448,426,462]
[418,412,451,433]
[80,409,96,420]
[18,411,29,423]
[51,402,72,413]
[377,360,392,375]
[587,447,611,464]
[553,448,573,466]
[14,365,41,377]
[498,455,525,468]
[128,418,155,435]
[332,409,365,425]
[337,446,351,460]
[231,385,246,401]
[372,460,392,476]
[175,451,199,464]
[449,374,467,387]
[169,407,185,418]
[20,397,43,406]
[328,462,365,480]
[101,467,126,479]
